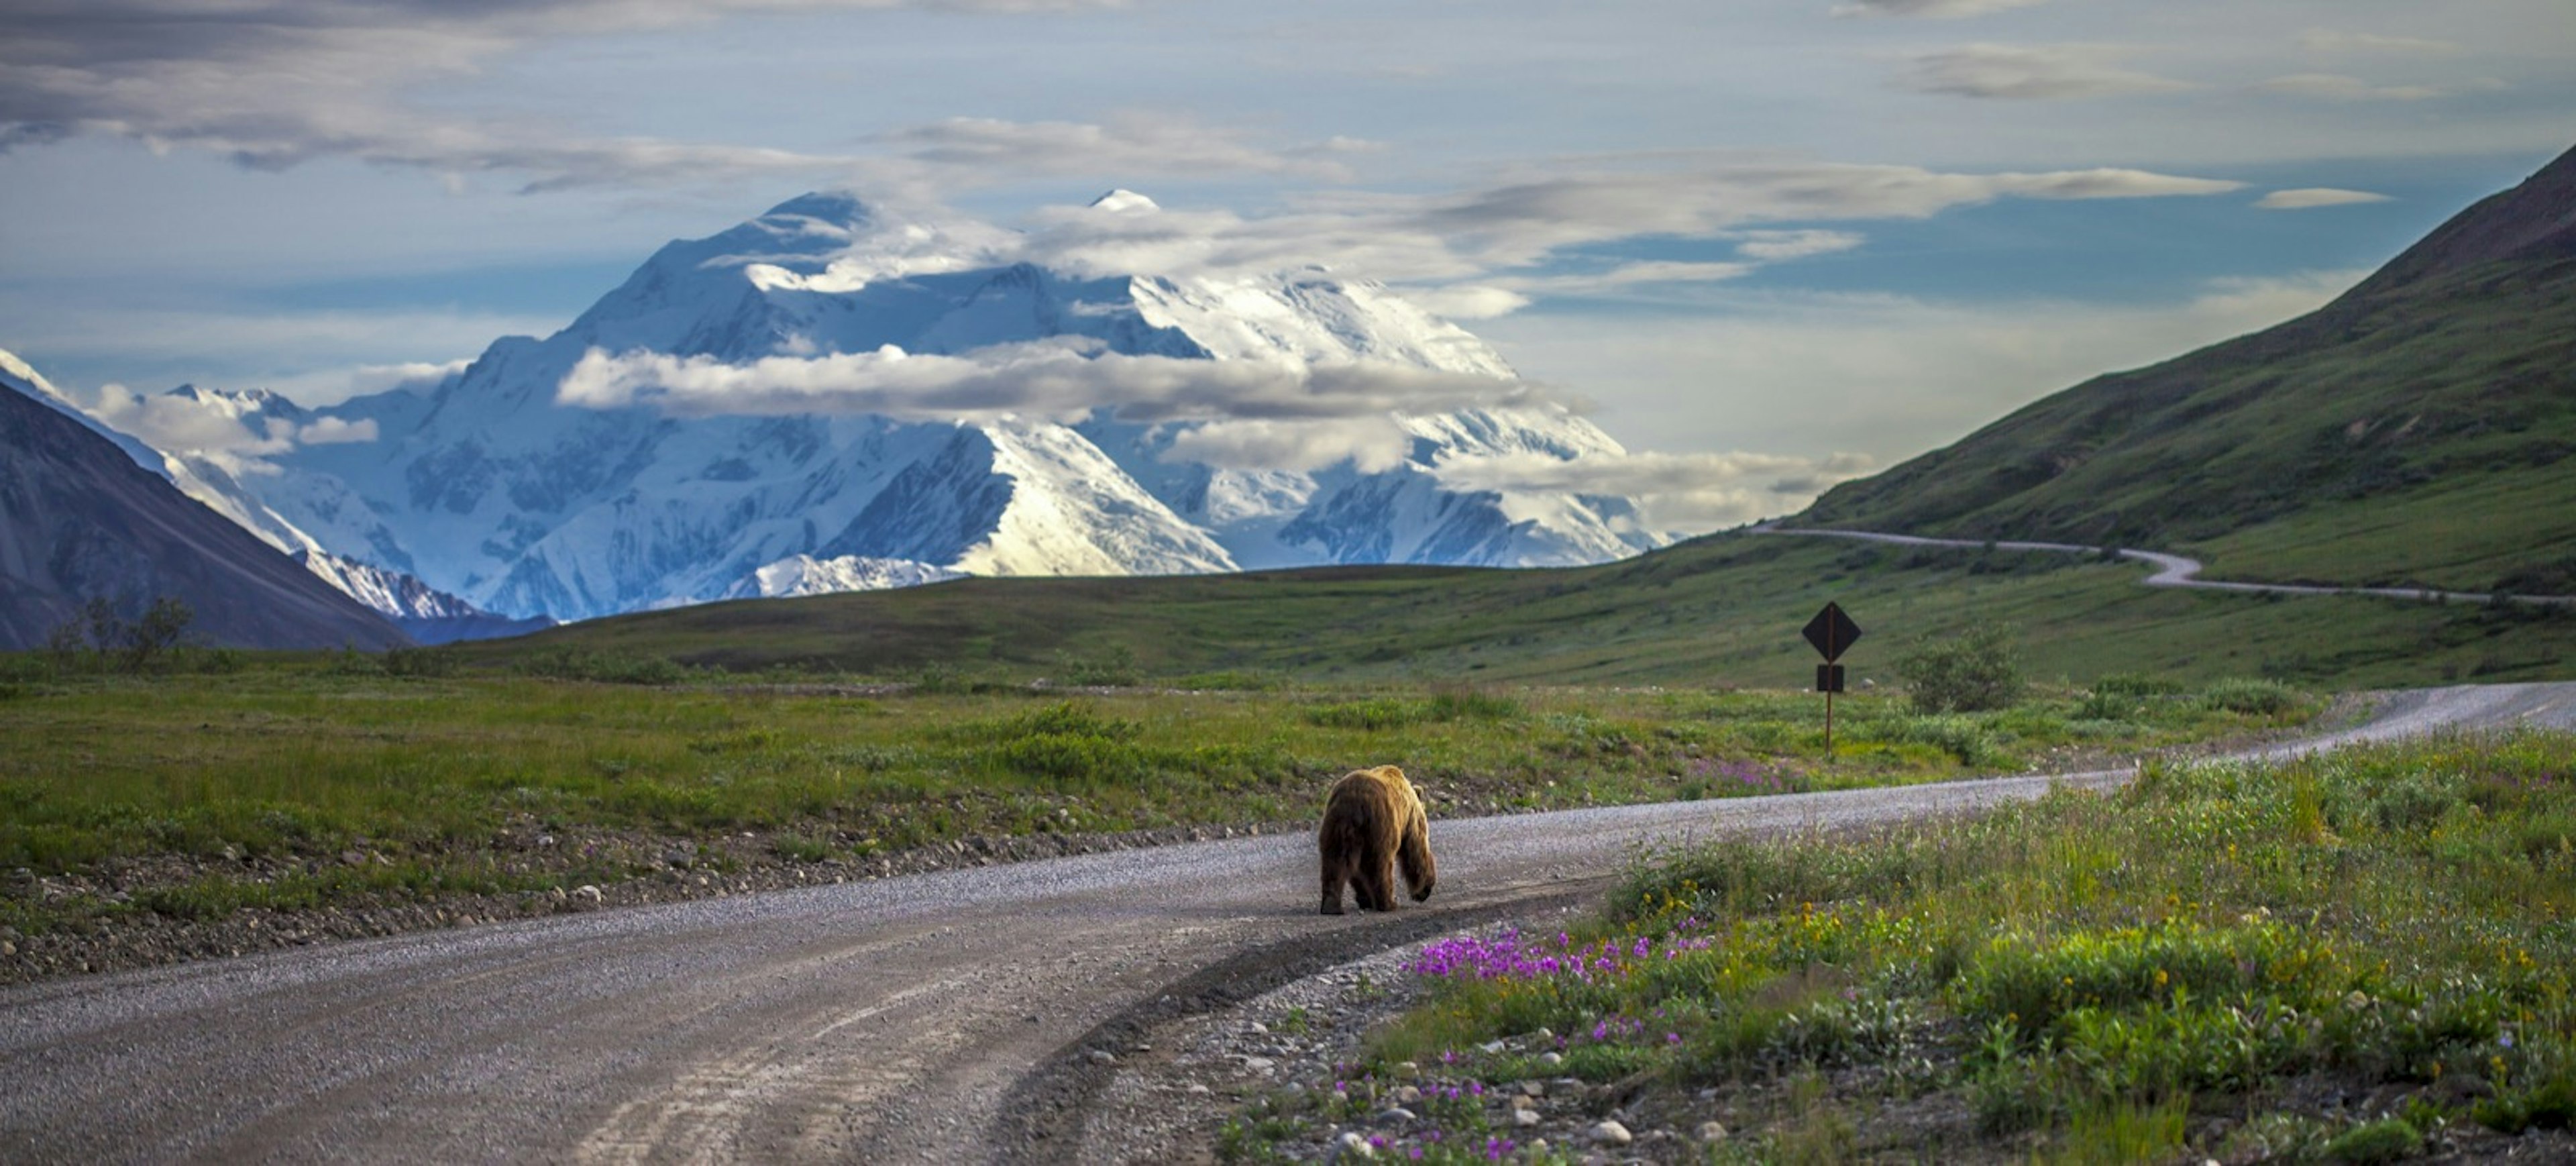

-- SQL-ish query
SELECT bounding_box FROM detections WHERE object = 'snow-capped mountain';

[719,555,965,600]
[294,548,555,645]
[39,191,1676,621]
[0,365,409,652]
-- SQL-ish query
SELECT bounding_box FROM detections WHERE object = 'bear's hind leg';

[1356,861,1396,912]
[1320,855,1350,915]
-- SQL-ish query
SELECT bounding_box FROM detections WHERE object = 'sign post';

[1801,602,1863,755]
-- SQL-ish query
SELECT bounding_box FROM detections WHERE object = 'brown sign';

[1802,602,1862,662]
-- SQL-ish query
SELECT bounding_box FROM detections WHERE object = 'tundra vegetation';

[439,537,2576,690]
[0,652,2311,959]
[1220,733,2576,1163]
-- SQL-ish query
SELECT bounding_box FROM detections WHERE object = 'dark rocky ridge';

[0,378,411,651]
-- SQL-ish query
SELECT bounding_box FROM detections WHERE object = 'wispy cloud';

[2298,30,2468,57]
[873,117,1371,185]
[1833,0,2053,19]
[1731,230,1867,262]
[1897,44,2194,100]
[1486,262,1757,300]
[2257,73,2498,102]
[0,0,1149,192]
[2255,187,2394,211]
[1013,158,2240,294]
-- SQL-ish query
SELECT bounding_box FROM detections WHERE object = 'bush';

[960,701,1151,786]
[382,646,462,678]
[2202,678,2302,716]
[1894,624,2025,714]
[44,595,195,673]
[2322,1117,2420,1164]
[513,646,690,684]
[2093,673,2184,698]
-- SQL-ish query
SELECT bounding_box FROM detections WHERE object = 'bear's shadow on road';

[990,883,1611,1163]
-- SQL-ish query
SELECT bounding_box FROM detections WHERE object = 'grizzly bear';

[1317,765,1436,915]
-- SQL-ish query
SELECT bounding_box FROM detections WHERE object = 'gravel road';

[4,684,2570,1164]
[1762,526,2576,606]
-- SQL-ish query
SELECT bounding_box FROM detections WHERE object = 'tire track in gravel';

[3,684,2568,1163]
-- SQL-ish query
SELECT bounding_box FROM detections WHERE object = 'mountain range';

[25,191,1674,625]
[0,360,410,651]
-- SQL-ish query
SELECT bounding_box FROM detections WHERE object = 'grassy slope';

[1800,160,2576,594]
[462,534,2576,688]
[1287,732,2576,1163]
[0,670,2312,956]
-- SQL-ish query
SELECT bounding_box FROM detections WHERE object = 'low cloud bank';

[556,339,1561,424]
[1434,449,1877,530]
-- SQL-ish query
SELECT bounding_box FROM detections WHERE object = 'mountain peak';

[2350,143,2576,296]
[1088,189,1159,213]
[760,191,877,225]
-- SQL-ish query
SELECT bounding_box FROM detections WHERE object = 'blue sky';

[2,0,2571,485]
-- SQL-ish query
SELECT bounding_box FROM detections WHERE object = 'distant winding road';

[1761,526,2576,607]
[5,684,2573,1163]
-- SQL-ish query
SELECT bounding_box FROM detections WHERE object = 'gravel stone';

[1590,1120,1632,1147]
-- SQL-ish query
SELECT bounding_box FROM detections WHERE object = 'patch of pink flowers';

[1406,924,1715,984]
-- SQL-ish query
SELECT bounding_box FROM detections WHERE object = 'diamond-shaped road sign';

[1802,602,1862,663]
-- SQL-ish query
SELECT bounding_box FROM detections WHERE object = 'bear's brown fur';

[1317,765,1436,914]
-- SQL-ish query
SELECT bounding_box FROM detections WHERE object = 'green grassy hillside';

[462,533,2576,689]
[1801,145,2576,594]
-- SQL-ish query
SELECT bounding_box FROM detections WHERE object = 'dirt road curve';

[5,684,2571,1164]
[1762,526,2576,606]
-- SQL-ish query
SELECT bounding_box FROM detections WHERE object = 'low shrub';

[1858,714,1998,767]
[382,646,462,678]
[1894,624,2025,714]
[2321,1116,2420,1164]
[2201,677,2302,716]
[2092,673,2184,698]
[513,646,691,684]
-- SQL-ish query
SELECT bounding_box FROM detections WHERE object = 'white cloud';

[1434,449,1878,531]
[79,386,290,458]
[1898,44,2194,101]
[555,339,1559,423]
[1161,418,1414,474]
[2256,187,2395,210]
[1833,0,2053,18]
[1400,285,1534,321]
[294,416,380,445]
